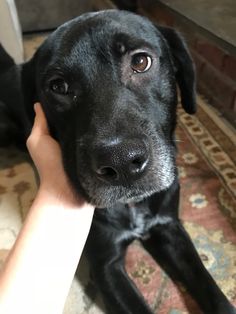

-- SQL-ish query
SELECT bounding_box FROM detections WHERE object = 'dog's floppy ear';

[21,55,38,126]
[157,26,196,114]
[0,43,36,142]
[0,43,15,70]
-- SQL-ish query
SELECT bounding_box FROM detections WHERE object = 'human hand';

[0,103,94,314]
[26,103,80,203]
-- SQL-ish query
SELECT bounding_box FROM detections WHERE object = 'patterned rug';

[0,34,235,313]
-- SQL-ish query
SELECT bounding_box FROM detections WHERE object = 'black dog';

[0,10,235,314]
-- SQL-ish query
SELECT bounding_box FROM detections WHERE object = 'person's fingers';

[31,103,49,137]
[26,103,49,152]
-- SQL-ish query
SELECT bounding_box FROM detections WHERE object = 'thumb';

[31,103,49,137]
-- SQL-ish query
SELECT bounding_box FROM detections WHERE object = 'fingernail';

[34,103,38,112]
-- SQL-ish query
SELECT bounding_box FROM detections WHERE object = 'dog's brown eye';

[49,78,69,95]
[131,53,152,73]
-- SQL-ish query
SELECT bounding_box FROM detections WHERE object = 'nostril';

[96,166,119,181]
[132,157,144,167]
[130,155,149,174]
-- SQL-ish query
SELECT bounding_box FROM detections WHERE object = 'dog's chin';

[118,190,157,205]
[81,176,175,209]
[85,187,163,208]
[88,192,150,209]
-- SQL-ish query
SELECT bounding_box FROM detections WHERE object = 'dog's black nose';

[92,138,149,184]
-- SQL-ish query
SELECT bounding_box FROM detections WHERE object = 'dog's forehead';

[55,10,160,54]
[39,10,164,80]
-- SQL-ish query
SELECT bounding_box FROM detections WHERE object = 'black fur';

[0,10,235,314]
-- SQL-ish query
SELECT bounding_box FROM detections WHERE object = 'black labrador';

[0,10,235,314]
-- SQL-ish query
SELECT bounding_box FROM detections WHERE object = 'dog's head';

[22,10,196,208]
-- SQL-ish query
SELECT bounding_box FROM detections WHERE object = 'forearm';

[0,188,94,314]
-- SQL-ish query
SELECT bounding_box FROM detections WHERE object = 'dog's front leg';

[86,224,154,314]
[142,220,235,314]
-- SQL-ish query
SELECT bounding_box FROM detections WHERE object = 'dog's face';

[23,10,196,208]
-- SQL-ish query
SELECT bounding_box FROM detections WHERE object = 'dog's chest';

[127,204,152,237]
[95,201,173,243]
[127,204,172,238]
[103,203,171,244]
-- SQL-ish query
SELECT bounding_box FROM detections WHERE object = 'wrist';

[37,182,87,209]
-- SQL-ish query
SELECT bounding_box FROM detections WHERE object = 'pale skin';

[0,103,95,314]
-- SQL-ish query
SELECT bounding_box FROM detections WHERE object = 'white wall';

[0,0,23,63]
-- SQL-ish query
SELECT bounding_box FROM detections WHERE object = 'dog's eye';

[49,78,69,95]
[131,53,152,73]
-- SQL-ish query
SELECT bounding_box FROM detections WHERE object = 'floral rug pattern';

[0,33,235,313]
